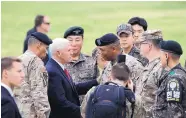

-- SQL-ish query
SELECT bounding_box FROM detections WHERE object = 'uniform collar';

[1,82,14,97]
[129,46,139,55]
[145,58,160,70]
[70,53,86,64]
[169,63,182,72]
[25,50,37,56]
[172,63,181,69]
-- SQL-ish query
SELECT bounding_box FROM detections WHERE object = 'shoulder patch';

[166,78,181,102]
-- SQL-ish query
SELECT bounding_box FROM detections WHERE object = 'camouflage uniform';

[14,50,50,118]
[133,29,165,118]
[153,64,186,118]
[64,53,99,103]
[134,58,165,118]
[116,23,149,67]
[97,53,143,85]
[128,46,149,67]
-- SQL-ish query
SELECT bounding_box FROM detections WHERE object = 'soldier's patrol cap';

[160,40,183,55]
[95,33,119,46]
[138,30,163,42]
[116,24,133,36]
[64,26,84,38]
[31,32,52,45]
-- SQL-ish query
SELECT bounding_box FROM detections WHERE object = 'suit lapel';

[50,59,77,92]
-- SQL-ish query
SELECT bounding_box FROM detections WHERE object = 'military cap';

[160,40,183,55]
[64,26,84,38]
[95,33,119,46]
[116,23,133,36]
[138,30,163,42]
[128,16,148,31]
[31,32,52,45]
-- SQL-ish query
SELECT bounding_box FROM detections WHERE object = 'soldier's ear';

[36,42,42,49]
[2,69,8,79]
[165,53,169,59]
[56,50,60,57]
[148,43,152,51]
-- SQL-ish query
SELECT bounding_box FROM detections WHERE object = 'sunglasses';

[43,22,50,25]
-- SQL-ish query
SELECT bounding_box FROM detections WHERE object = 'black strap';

[105,81,119,86]
[117,87,121,118]
[118,87,126,118]
[92,85,101,104]
[130,103,135,118]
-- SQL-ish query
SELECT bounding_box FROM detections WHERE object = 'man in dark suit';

[46,38,98,118]
[1,57,25,118]
[23,15,51,65]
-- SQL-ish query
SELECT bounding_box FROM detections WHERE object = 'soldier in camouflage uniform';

[116,23,149,66]
[134,30,167,118]
[153,40,186,118]
[63,26,99,103]
[14,32,52,118]
[95,33,143,85]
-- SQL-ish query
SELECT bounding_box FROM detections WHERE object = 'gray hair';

[50,38,70,54]
[28,36,40,46]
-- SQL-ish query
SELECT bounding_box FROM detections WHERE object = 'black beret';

[160,40,183,55]
[128,17,148,31]
[31,32,52,45]
[64,26,84,38]
[95,33,119,46]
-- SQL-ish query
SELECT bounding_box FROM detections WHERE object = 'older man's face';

[59,44,72,64]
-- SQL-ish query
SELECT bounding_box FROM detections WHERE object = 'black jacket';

[1,86,22,118]
[46,58,98,118]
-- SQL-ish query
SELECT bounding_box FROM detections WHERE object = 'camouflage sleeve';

[81,86,96,118]
[130,61,144,85]
[30,61,50,118]
[94,61,100,78]
[153,67,164,87]
[166,77,184,118]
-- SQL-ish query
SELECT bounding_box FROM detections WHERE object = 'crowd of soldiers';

[1,14,186,118]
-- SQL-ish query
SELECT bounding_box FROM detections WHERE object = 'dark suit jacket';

[46,58,98,118]
[1,86,22,118]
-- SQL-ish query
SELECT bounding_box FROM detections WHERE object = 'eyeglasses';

[43,22,50,25]
[135,41,149,48]
[140,42,149,45]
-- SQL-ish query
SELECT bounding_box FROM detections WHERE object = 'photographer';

[81,55,135,118]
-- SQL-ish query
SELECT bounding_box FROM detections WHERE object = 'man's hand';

[127,79,134,92]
